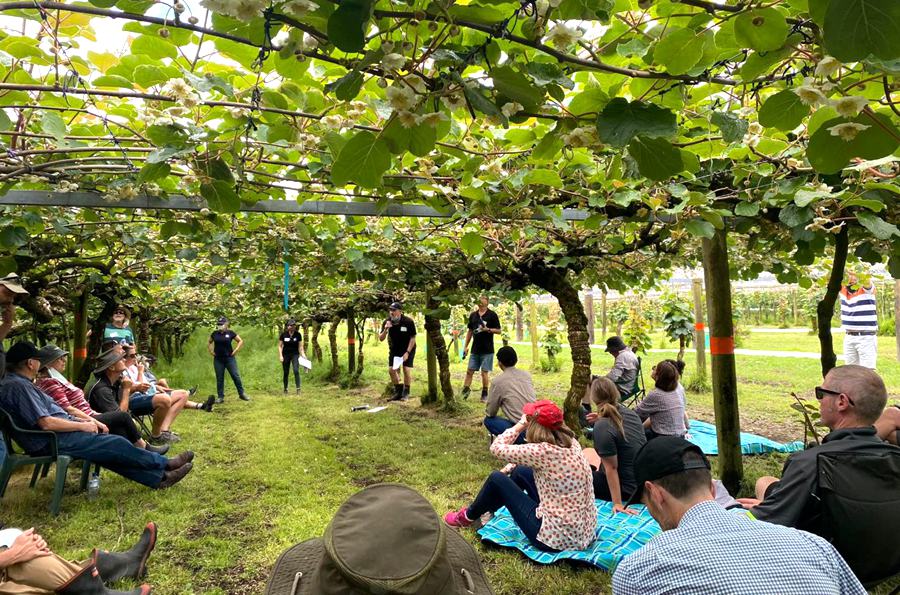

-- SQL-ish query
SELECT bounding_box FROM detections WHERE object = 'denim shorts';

[129,393,156,416]
[468,352,494,372]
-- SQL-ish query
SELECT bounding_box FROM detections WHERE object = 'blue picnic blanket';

[686,420,804,455]
[477,500,660,570]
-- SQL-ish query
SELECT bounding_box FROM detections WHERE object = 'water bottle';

[350,404,370,412]
[87,473,100,500]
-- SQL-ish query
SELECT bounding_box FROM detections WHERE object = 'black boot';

[94,522,157,583]
[56,563,150,595]
[402,385,410,401]
[390,383,403,401]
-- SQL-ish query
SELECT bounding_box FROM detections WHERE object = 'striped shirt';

[840,285,877,332]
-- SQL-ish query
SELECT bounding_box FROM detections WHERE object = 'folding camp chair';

[619,356,646,407]
[0,408,97,516]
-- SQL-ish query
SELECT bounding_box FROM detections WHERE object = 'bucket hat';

[604,336,627,353]
[265,483,493,595]
[92,347,126,376]
[0,273,28,295]
[37,344,69,368]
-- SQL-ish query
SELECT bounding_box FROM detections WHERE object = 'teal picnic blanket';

[477,500,660,570]
[686,420,804,455]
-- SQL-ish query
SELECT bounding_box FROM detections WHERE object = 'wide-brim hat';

[37,344,69,368]
[113,304,131,317]
[0,273,28,295]
[92,347,126,376]
[265,483,493,595]
[605,336,627,353]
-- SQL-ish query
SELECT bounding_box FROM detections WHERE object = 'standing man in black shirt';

[462,296,502,402]
[379,302,417,401]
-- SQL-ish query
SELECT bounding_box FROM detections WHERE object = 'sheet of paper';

[392,356,403,370]
[298,356,312,370]
[367,406,388,413]
[0,528,23,549]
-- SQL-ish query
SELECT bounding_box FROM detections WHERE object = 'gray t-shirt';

[593,404,646,495]
[485,367,536,421]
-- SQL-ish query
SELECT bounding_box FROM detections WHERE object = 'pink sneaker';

[443,508,473,528]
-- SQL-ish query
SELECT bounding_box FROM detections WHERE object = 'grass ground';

[1,326,898,594]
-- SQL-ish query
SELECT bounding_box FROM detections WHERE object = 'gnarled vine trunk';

[302,323,310,355]
[328,318,340,381]
[311,321,323,362]
[424,311,454,405]
[817,225,849,378]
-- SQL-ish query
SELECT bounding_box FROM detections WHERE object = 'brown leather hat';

[265,483,493,595]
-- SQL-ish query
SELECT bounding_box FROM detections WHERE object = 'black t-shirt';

[279,330,302,356]
[88,375,121,414]
[210,330,237,358]
[382,315,417,356]
[592,404,646,496]
[468,309,501,355]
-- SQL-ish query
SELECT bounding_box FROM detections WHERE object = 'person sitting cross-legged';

[611,436,866,595]
[88,348,178,445]
[483,346,535,444]
[444,400,596,552]
[635,360,687,440]
[0,521,157,595]
[0,341,193,490]
[34,344,169,455]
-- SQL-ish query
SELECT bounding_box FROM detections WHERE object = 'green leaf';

[596,98,677,148]
[93,74,135,89]
[824,0,900,62]
[331,131,391,188]
[490,65,545,111]
[325,70,364,101]
[684,219,716,239]
[531,130,562,162]
[0,110,10,132]
[130,34,177,60]
[460,232,484,256]
[568,87,608,117]
[327,2,369,53]
[408,122,437,157]
[196,155,234,183]
[132,65,168,88]
[758,89,810,131]
[462,84,502,118]
[0,226,28,248]
[734,8,790,52]
[857,210,900,239]
[0,256,17,276]
[41,112,66,142]
[627,136,684,181]
[523,168,563,188]
[711,111,748,143]
[200,180,241,213]
[136,162,170,184]
[654,28,705,75]
[525,62,574,89]
[807,113,900,174]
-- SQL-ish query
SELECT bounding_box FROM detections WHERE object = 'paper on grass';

[0,528,23,549]
[392,356,403,370]
[298,356,312,370]
[367,406,388,413]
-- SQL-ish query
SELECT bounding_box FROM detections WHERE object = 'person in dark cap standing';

[0,273,29,379]
[207,316,249,404]
[611,436,865,595]
[277,319,304,394]
[378,302,416,401]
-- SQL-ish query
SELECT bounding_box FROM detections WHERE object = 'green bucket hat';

[265,483,494,595]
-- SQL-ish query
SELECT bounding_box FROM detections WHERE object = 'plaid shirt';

[635,387,686,436]
[612,500,865,595]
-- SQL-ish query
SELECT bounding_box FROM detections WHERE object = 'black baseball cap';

[389,302,402,311]
[217,316,228,325]
[5,341,41,365]
[626,436,711,507]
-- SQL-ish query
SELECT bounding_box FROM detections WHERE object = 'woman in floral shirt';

[444,400,596,551]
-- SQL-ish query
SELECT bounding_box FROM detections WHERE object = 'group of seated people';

[453,337,900,593]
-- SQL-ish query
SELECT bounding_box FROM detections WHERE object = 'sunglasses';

[814,386,855,406]
[124,354,137,360]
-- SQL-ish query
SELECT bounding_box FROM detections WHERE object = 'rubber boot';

[94,522,157,583]
[391,383,403,401]
[55,563,150,595]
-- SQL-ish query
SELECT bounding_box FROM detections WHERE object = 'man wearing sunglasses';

[737,365,895,532]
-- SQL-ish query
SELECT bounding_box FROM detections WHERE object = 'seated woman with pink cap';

[444,400,596,552]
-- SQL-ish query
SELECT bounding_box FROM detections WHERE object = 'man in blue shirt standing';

[0,342,194,490]
[612,436,864,595]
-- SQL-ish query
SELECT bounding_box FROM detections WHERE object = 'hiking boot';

[160,431,180,444]
[93,522,157,582]
[147,434,169,446]
[158,462,193,489]
[443,508,473,528]
[461,386,471,400]
[238,394,251,401]
[55,562,150,595]
[144,442,169,455]
[214,396,224,405]
[389,384,404,401]
[200,396,215,412]
[165,451,194,471]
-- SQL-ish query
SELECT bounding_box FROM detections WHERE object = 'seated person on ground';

[445,400,596,552]
[0,522,157,595]
[875,404,899,446]
[739,365,897,534]
[583,376,646,514]
[660,358,690,432]
[635,360,686,439]
[483,346,536,444]
[123,345,212,416]
[88,348,179,445]
[612,436,865,595]
[0,342,193,490]
[34,345,169,455]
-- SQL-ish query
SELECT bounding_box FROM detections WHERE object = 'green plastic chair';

[620,356,646,407]
[0,408,93,516]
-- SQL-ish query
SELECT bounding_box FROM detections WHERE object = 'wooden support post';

[72,289,89,382]
[426,322,438,403]
[692,278,707,382]
[347,310,356,375]
[515,303,524,342]
[701,229,743,495]
[895,279,900,363]
[584,290,595,345]
[530,298,540,370]
[601,291,608,339]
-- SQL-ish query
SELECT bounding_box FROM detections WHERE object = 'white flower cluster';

[561,127,598,148]
[793,85,868,117]
[386,85,417,111]
[103,184,138,202]
[441,94,466,111]
[381,53,407,71]
[395,110,448,128]
[827,122,869,142]
[418,158,438,175]
[143,183,162,196]
[346,101,368,118]
[229,107,251,119]
[501,102,523,118]
[54,180,78,192]
[161,78,200,109]
[200,0,265,20]
[814,56,841,78]
[282,0,318,16]
[321,114,344,129]
[545,24,581,47]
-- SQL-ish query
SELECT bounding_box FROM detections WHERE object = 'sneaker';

[200,396,215,412]
[145,442,170,455]
[443,508,473,528]
[188,386,198,398]
[161,430,181,443]
[148,434,169,446]
[215,396,224,405]
[461,386,471,400]
[480,391,488,403]
[239,394,251,401]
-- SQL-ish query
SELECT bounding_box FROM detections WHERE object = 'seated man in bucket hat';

[0,341,194,490]
[265,483,493,595]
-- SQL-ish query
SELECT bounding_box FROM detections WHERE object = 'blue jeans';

[484,417,526,444]
[214,356,246,398]
[282,353,300,390]
[45,432,167,488]
[467,467,556,551]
